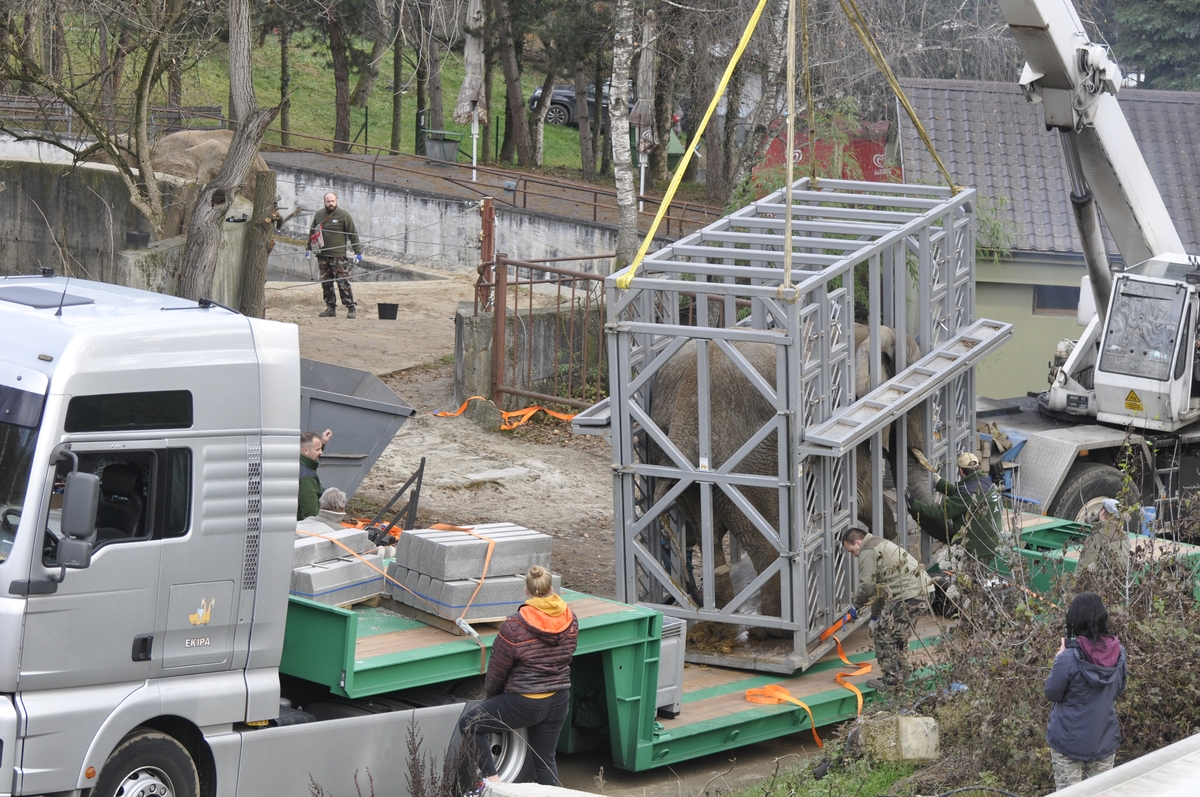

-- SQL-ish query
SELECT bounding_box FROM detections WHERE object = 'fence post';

[491,254,508,405]
[476,198,495,313]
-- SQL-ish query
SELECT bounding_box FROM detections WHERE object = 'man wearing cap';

[841,525,936,692]
[1077,497,1130,573]
[907,450,1004,565]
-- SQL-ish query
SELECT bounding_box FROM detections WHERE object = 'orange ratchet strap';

[433,396,575,430]
[745,685,822,747]
[819,613,872,714]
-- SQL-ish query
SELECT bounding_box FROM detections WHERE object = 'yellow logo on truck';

[1125,390,1144,412]
[189,598,215,626]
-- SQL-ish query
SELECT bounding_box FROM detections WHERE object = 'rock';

[860,713,940,763]
[465,397,504,432]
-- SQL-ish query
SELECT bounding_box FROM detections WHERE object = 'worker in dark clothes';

[308,192,362,318]
[459,565,578,788]
[298,429,332,520]
[908,450,1004,564]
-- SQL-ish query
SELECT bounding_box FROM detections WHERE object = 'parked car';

[528,83,633,126]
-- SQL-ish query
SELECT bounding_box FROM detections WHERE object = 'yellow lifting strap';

[614,0,772,291]
[835,0,961,195]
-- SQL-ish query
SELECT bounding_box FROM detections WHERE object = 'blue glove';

[355,253,363,263]
[846,606,859,622]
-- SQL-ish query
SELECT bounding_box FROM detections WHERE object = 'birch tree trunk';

[611,0,638,266]
[530,71,555,167]
[178,0,279,301]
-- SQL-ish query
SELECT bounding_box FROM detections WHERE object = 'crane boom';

[996,0,1184,269]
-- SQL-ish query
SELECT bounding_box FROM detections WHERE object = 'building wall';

[975,254,1089,399]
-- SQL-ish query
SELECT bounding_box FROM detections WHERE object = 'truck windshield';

[0,421,37,563]
[1100,279,1187,381]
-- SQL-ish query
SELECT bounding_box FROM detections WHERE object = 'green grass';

[175,32,590,171]
[734,754,914,797]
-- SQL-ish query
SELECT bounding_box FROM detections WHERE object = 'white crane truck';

[986,0,1200,524]
[0,275,886,797]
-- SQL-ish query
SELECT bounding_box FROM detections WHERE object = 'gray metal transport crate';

[604,177,1010,673]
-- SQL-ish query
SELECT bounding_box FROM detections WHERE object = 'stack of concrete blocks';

[386,522,556,620]
[291,524,384,606]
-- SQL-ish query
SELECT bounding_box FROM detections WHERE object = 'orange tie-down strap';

[433,396,575,431]
[818,613,872,714]
[746,685,823,747]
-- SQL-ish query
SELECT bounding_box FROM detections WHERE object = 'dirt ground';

[266,263,619,598]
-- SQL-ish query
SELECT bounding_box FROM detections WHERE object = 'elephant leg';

[856,444,897,540]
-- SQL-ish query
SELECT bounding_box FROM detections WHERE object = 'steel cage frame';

[606,178,978,673]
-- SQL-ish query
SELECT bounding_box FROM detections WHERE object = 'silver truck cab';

[0,276,299,795]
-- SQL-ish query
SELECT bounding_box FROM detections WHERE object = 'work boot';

[319,305,336,318]
[346,305,357,319]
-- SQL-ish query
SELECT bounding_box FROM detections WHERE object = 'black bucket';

[377,302,399,320]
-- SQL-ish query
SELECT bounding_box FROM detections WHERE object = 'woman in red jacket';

[459,565,579,787]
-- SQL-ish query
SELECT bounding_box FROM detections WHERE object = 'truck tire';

[450,678,534,784]
[92,728,199,797]
[1047,462,1124,523]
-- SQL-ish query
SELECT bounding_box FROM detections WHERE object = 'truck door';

[18,443,184,690]
[151,435,256,675]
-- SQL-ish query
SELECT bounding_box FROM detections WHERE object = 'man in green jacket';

[842,526,935,692]
[309,192,362,318]
[907,451,1003,565]
[299,429,333,520]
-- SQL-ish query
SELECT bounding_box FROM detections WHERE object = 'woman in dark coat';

[459,565,578,788]
[1045,592,1127,789]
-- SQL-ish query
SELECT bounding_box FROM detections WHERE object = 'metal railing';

[479,253,612,411]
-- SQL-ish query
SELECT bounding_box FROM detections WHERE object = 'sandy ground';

[266,263,619,598]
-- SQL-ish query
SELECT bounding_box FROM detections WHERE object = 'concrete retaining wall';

[268,160,657,272]
[454,301,604,409]
[0,157,250,306]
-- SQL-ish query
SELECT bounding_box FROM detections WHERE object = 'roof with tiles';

[896,78,1200,258]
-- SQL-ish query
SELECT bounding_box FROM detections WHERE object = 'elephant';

[646,325,947,625]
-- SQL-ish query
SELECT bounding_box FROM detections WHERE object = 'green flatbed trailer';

[280,589,898,771]
[997,517,1200,598]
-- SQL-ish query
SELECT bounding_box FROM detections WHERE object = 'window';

[0,421,37,565]
[1099,279,1187,381]
[65,391,193,433]
[1032,285,1081,316]
[43,447,192,564]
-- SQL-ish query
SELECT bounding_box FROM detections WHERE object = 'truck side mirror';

[58,471,99,569]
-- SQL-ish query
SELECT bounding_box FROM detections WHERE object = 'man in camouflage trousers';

[308,192,362,318]
[842,525,935,692]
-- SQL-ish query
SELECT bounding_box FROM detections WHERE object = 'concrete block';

[290,554,384,606]
[465,397,503,433]
[293,528,370,567]
[411,573,562,620]
[384,562,409,599]
[398,526,551,581]
[861,713,940,763]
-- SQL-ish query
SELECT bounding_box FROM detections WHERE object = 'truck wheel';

[1047,463,1124,523]
[93,729,199,797]
[450,679,534,783]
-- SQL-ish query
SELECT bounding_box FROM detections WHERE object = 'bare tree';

[491,0,532,165]
[178,0,279,300]
[0,0,220,232]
